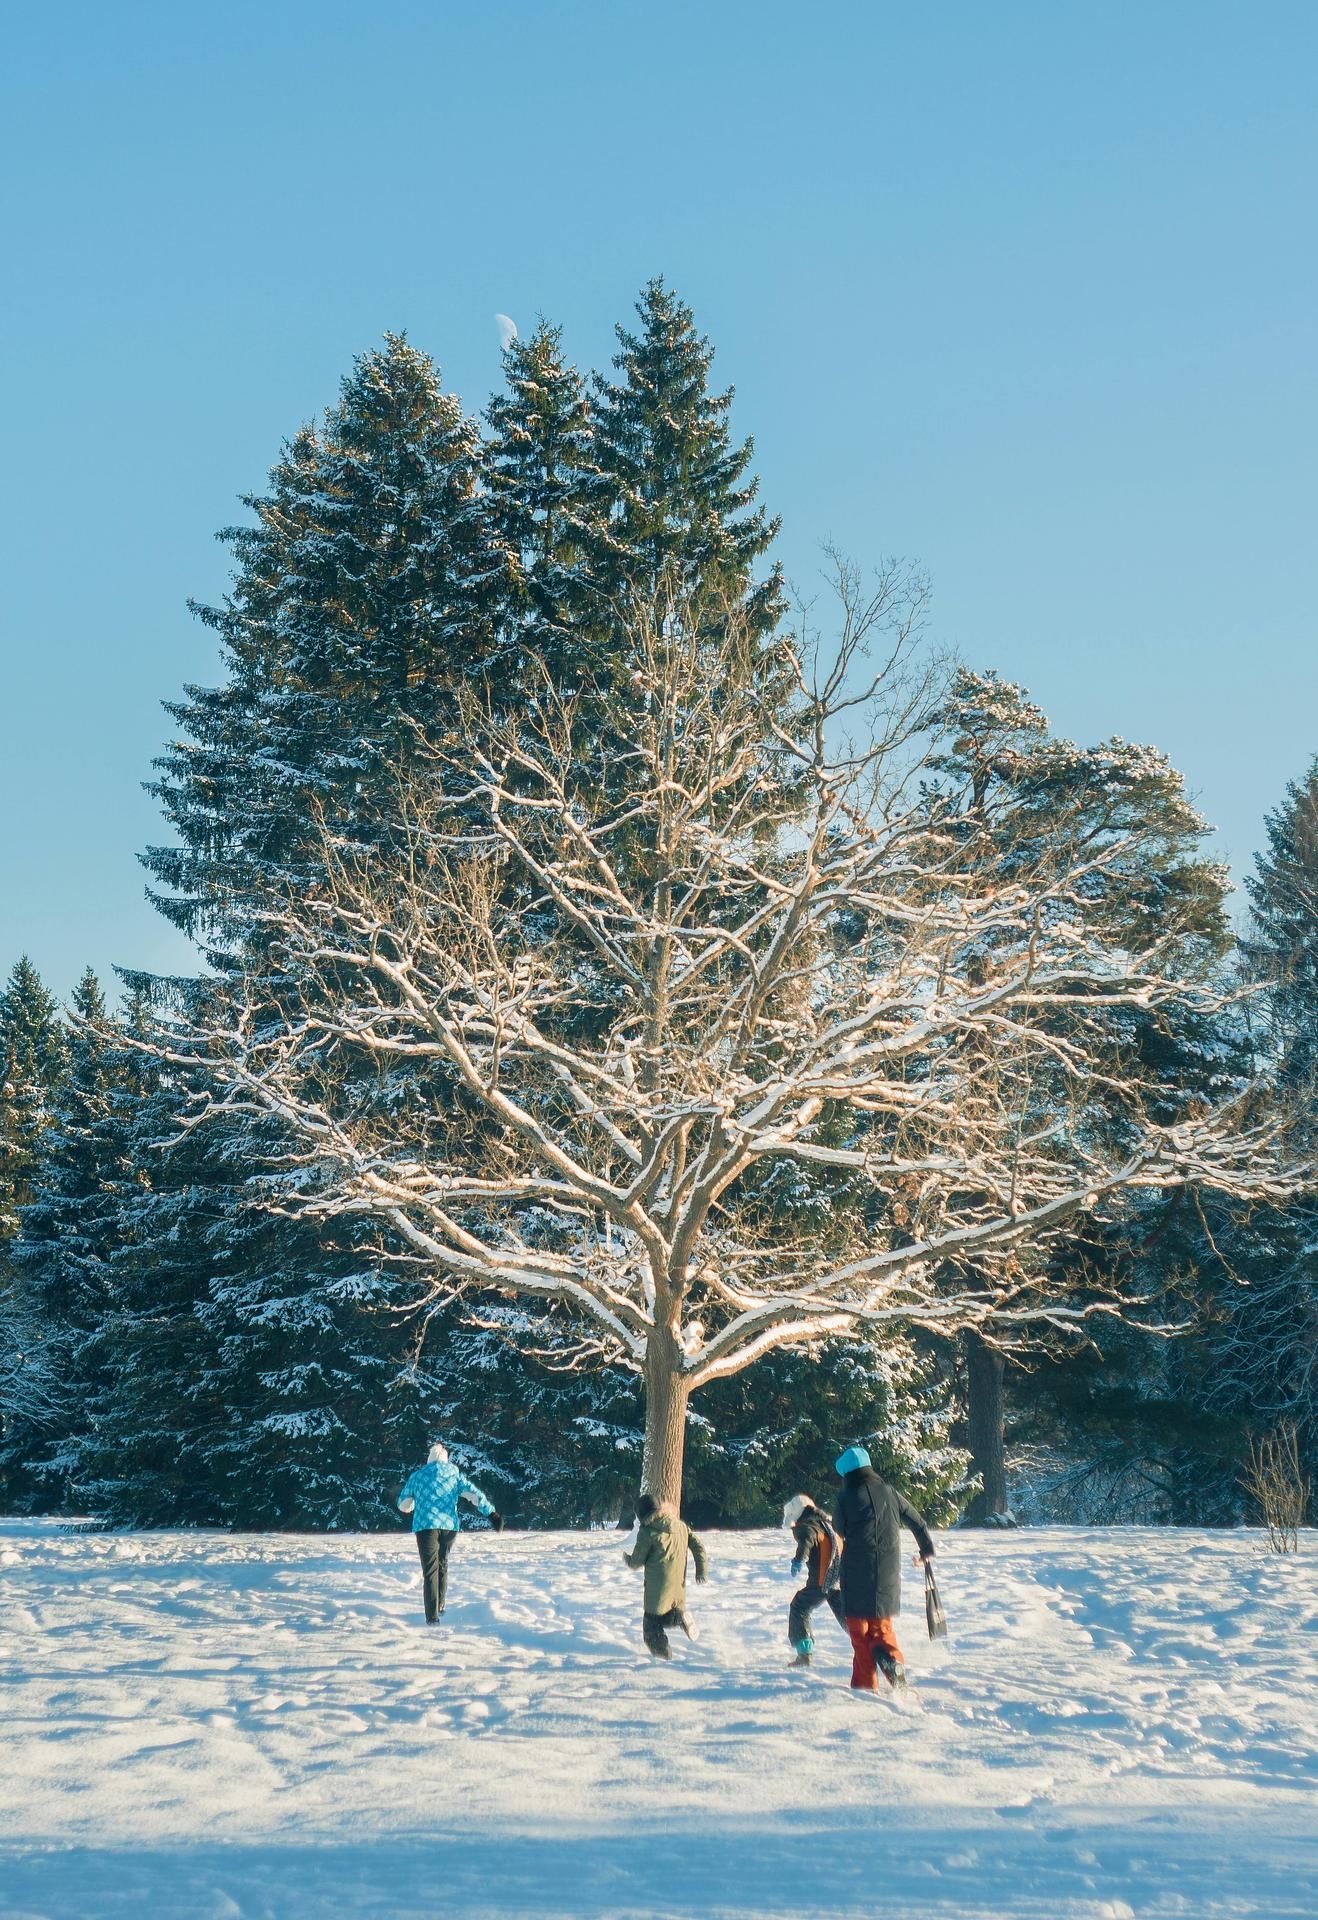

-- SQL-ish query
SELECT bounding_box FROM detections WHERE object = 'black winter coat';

[832,1467,934,1619]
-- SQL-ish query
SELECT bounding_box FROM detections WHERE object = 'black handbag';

[924,1561,947,1640]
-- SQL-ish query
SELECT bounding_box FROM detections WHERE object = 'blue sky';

[2,0,1315,1003]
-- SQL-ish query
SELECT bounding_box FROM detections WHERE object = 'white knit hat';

[782,1493,815,1528]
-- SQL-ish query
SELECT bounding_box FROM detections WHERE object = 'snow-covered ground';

[1,1521,1315,1919]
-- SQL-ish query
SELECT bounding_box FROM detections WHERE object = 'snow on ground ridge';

[1,1522,1315,1918]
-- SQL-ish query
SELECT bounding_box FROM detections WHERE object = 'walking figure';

[831,1445,935,1690]
[397,1442,502,1624]
[624,1492,708,1658]
[782,1492,846,1665]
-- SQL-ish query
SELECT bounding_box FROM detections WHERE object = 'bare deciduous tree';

[152,576,1306,1503]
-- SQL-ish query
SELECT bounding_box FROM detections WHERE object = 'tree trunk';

[965,1328,1012,1524]
[641,1325,690,1509]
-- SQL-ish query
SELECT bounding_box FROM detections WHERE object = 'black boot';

[876,1654,907,1690]
[643,1612,673,1659]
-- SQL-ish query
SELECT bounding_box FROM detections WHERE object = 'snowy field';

[1,1521,1315,1920]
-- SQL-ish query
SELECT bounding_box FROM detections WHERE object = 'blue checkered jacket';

[397,1459,494,1533]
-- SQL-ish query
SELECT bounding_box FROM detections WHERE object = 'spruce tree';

[147,334,498,952]
[592,278,785,641]
[1189,759,1318,1508]
[115,338,499,1527]
[0,957,69,1503]
[189,1173,433,1528]
[62,1018,232,1526]
[0,957,68,1241]
[1244,757,1318,1091]
[1,971,124,1506]
[1005,759,1318,1522]
[55,1021,435,1530]
[484,319,604,679]
[415,1310,966,1530]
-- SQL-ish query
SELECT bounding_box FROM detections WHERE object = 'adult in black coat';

[831,1445,935,1690]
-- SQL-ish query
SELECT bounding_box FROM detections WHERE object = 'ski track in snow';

[1,1522,1315,1918]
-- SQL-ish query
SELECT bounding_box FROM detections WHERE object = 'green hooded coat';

[625,1511,709,1613]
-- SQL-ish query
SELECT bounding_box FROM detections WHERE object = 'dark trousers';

[788,1582,846,1649]
[643,1604,687,1657]
[415,1528,456,1622]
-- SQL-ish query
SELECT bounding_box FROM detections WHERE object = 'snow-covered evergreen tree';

[0,982,239,1524]
[0,958,68,1242]
[147,335,497,948]
[976,734,1318,1525]
[591,278,785,643]
[484,319,604,680]
[60,1019,234,1526]
[0,957,70,1505]
[409,1307,966,1529]
[686,1336,970,1528]
[912,668,1240,1521]
[0,971,126,1506]
[1054,758,1318,1520]
[1191,760,1318,1505]
[1203,1204,1318,1505]
[61,1029,435,1529]
[107,337,501,1527]
[1244,757,1318,1092]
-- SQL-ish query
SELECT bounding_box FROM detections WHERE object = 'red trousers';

[846,1615,904,1690]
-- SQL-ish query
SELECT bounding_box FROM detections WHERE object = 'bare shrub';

[1241,1422,1311,1552]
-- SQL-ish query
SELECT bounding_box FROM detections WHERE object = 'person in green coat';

[623,1492,709,1658]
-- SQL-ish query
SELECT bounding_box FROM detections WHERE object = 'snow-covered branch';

[148,586,1310,1472]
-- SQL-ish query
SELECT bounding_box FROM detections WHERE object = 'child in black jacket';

[782,1492,846,1665]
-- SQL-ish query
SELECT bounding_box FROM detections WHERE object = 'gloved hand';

[789,1558,805,1580]
[488,1512,505,1533]
[694,1569,707,1585]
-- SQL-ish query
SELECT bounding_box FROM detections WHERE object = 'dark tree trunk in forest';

[965,1328,1012,1523]
[641,1324,690,1509]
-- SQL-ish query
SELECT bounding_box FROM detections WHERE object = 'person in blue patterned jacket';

[397,1442,503,1623]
